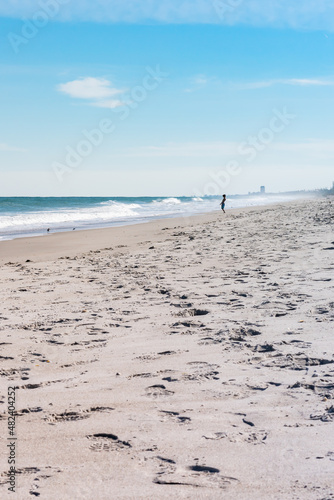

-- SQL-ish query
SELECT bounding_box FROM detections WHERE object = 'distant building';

[260,186,265,194]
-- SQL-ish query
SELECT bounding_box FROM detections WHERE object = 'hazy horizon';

[0,187,330,199]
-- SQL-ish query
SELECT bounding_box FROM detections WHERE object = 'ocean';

[0,194,306,241]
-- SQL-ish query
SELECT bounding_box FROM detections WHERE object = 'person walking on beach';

[220,194,226,213]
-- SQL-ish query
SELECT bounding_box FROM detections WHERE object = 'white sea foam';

[0,194,309,241]
[0,201,140,233]
[153,197,182,204]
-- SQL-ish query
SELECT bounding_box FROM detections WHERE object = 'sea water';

[0,194,306,241]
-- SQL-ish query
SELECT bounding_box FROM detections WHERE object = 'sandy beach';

[0,197,333,499]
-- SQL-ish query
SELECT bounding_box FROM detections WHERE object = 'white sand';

[0,198,333,499]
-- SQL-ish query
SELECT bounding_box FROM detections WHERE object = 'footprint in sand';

[289,381,334,400]
[20,378,72,390]
[128,372,156,379]
[182,361,220,382]
[254,300,297,317]
[153,458,239,489]
[310,405,334,423]
[159,410,192,424]
[44,406,114,424]
[16,406,43,416]
[174,308,210,318]
[144,385,175,398]
[0,367,30,379]
[204,430,268,445]
[260,353,334,371]
[45,411,90,424]
[1,466,63,497]
[87,433,131,452]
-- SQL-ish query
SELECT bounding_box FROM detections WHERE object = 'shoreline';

[0,193,317,246]
[0,199,309,264]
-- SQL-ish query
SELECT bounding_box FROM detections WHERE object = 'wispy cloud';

[57,77,125,108]
[286,78,334,86]
[111,139,334,161]
[113,142,241,158]
[193,75,209,86]
[0,143,26,153]
[273,139,334,159]
[1,0,334,30]
[236,78,334,90]
[185,74,211,93]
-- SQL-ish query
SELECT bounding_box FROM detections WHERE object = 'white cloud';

[57,77,124,100]
[236,78,334,89]
[185,74,212,92]
[184,75,334,92]
[273,139,334,159]
[193,75,209,86]
[1,0,334,29]
[115,142,239,158]
[57,77,126,108]
[285,78,334,86]
[0,143,26,152]
[110,139,334,163]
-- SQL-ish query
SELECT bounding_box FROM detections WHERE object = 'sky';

[0,0,334,196]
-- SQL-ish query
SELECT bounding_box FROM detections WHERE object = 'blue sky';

[0,0,334,196]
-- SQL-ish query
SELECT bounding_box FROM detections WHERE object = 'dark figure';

[220,194,226,213]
